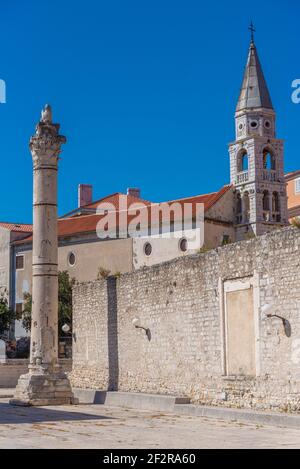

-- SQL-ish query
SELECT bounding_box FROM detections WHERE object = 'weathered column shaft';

[31,142,59,368]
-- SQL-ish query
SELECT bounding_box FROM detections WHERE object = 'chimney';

[78,184,93,208]
[127,187,141,199]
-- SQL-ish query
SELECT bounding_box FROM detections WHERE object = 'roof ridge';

[83,192,122,208]
[164,191,217,204]
[0,221,32,226]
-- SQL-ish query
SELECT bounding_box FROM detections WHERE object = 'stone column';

[10,105,73,406]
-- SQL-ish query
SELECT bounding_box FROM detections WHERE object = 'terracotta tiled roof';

[13,186,231,245]
[83,192,152,210]
[0,222,32,233]
[166,185,231,212]
[61,192,152,218]
[285,170,300,182]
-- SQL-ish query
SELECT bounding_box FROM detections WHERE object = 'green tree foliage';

[58,271,76,334]
[22,271,76,335]
[0,291,15,336]
[22,292,32,333]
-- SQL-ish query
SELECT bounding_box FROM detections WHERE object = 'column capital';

[30,105,66,168]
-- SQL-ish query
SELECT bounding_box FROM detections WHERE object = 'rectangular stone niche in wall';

[221,275,259,377]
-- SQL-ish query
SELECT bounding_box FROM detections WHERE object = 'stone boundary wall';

[70,226,300,412]
[0,359,72,388]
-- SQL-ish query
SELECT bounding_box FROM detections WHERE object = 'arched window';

[236,192,242,224]
[262,190,270,221]
[243,192,250,223]
[237,149,248,173]
[272,192,280,212]
[263,190,270,211]
[263,148,275,170]
[272,192,281,222]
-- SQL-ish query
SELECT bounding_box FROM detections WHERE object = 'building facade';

[11,185,234,337]
[285,170,300,220]
[0,223,32,297]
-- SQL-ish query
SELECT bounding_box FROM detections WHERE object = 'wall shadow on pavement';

[0,402,115,424]
[107,276,119,391]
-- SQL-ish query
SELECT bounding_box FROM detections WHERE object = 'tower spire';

[236,36,273,112]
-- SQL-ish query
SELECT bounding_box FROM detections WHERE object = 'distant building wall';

[205,185,234,222]
[0,227,11,295]
[57,237,133,281]
[132,188,235,269]
[133,223,235,270]
[132,229,200,270]
[12,237,134,337]
[203,220,234,249]
[14,237,134,302]
[0,359,72,388]
[286,174,300,219]
[71,226,300,412]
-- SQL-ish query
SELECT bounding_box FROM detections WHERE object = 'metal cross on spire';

[249,21,256,43]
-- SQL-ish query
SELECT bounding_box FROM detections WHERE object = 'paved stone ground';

[0,398,300,449]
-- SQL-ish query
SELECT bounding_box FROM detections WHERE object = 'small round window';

[68,252,76,267]
[144,243,152,257]
[238,123,243,130]
[179,238,188,252]
[264,120,271,129]
[250,120,258,129]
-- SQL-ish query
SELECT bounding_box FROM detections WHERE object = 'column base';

[9,368,73,407]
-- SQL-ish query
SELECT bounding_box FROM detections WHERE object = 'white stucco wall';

[0,227,10,296]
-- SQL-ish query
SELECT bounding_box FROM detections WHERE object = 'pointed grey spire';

[236,41,273,112]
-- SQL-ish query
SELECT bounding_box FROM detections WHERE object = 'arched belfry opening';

[236,192,243,224]
[263,190,270,221]
[272,192,281,222]
[243,192,250,223]
[263,147,276,171]
[237,149,249,173]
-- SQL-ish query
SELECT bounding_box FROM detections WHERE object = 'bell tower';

[229,25,288,240]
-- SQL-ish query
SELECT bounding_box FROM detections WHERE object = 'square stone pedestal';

[9,369,73,406]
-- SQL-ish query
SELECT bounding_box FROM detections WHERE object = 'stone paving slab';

[0,398,300,448]
[0,389,14,398]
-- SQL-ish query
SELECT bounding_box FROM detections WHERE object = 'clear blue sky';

[0,0,299,222]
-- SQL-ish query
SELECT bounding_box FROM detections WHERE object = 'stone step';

[72,389,300,428]
[174,404,300,429]
[72,389,190,412]
[0,388,14,398]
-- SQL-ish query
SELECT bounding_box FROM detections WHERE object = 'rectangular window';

[15,303,23,317]
[295,178,300,194]
[222,234,230,246]
[16,255,24,270]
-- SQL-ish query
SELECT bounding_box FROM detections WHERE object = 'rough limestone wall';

[70,226,300,412]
